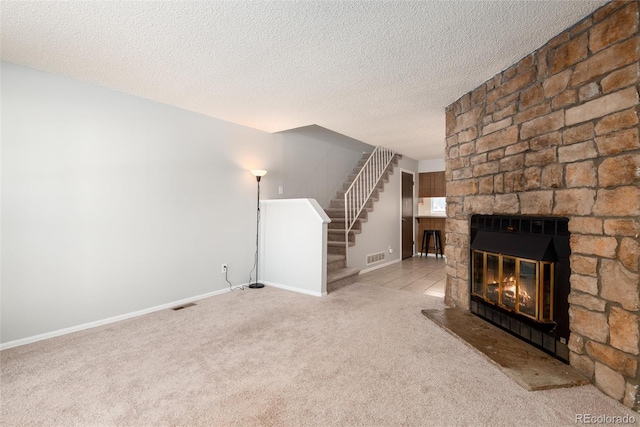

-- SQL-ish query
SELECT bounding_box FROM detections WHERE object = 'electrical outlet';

[221,264,228,274]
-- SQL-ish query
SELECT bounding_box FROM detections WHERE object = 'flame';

[501,275,532,307]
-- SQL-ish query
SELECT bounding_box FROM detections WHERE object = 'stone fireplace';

[443,0,639,410]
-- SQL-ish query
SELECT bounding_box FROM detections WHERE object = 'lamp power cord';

[224,266,245,291]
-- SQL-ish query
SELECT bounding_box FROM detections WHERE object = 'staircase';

[325,150,400,292]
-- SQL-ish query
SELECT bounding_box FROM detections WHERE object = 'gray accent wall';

[0,62,380,344]
[1,62,283,343]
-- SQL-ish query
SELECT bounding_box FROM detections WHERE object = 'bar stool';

[421,229,443,258]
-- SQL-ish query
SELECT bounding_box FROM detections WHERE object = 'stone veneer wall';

[443,0,640,409]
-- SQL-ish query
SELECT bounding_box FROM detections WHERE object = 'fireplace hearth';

[469,215,570,362]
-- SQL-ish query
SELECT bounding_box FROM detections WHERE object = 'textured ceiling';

[1,1,608,160]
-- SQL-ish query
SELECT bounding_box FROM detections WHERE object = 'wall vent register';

[366,252,386,265]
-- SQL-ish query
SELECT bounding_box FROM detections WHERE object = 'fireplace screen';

[472,250,554,322]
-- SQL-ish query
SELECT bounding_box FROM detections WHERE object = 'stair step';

[328,228,361,235]
[333,199,373,209]
[328,218,365,230]
[346,171,389,183]
[327,267,360,292]
[348,163,394,181]
[324,207,344,216]
[343,179,388,191]
[329,198,345,208]
[325,211,369,221]
[327,244,346,255]
[328,222,346,230]
[334,189,380,200]
[328,240,355,247]
[327,254,347,273]
[327,254,345,263]
[328,230,356,243]
[330,198,377,208]
[326,210,369,221]
[327,267,360,283]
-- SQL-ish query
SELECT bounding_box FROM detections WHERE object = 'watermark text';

[576,414,636,424]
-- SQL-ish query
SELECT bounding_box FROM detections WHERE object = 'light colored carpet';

[1,282,637,426]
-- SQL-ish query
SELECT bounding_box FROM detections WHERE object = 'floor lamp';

[249,169,267,289]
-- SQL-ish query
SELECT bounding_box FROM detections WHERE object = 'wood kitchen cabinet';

[418,171,445,198]
[417,170,446,256]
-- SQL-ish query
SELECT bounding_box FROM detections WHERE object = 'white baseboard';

[359,258,401,274]
[262,281,326,297]
[0,288,231,351]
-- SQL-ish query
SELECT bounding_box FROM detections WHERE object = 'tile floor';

[357,254,446,297]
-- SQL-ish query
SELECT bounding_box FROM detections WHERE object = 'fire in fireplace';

[469,215,570,362]
[472,241,554,322]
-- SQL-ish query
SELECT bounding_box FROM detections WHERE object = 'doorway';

[401,171,414,259]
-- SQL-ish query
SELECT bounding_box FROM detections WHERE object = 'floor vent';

[366,252,385,265]
[171,302,197,311]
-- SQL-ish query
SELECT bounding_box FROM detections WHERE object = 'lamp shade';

[250,169,268,177]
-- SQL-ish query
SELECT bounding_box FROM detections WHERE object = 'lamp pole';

[249,170,267,288]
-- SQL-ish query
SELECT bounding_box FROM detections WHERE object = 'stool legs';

[421,229,443,258]
[433,230,441,258]
[420,230,430,258]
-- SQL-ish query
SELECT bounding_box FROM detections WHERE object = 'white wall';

[418,158,445,173]
[347,156,418,272]
[1,63,285,344]
[278,125,374,208]
[260,199,330,296]
[0,63,386,346]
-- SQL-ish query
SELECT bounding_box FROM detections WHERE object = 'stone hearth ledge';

[422,307,590,391]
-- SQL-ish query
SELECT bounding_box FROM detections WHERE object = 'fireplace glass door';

[501,256,517,310]
[472,250,554,322]
[519,260,537,318]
